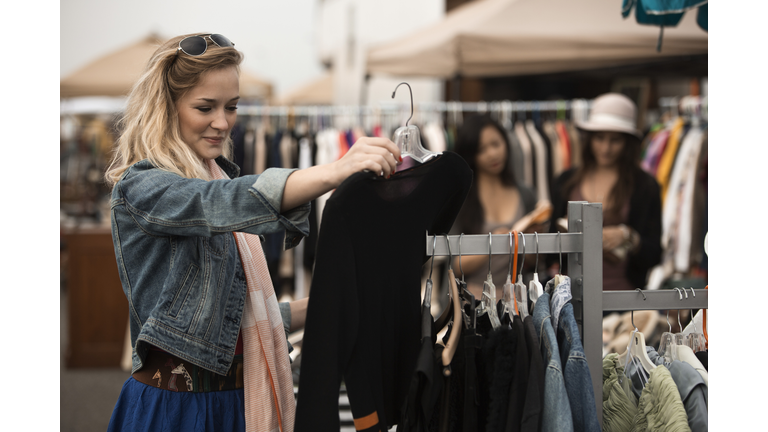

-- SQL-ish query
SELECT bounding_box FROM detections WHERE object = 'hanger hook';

[488,232,493,275]
[459,233,465,282]
[631,288,646,331]
[428,235,438,281]
[666,309,672,332]
[534,232,540,274]
[392,82,414,127]
[557,231,563,271]
[518,232,526,275]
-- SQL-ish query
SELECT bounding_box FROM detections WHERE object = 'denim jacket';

[110,157,310,375]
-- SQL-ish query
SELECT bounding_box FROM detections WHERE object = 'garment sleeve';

[117,166,310,246]
[295,205,359,431]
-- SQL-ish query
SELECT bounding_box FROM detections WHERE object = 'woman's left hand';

[602,226,626,251]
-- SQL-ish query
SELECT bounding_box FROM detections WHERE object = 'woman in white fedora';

[548,93,662,292]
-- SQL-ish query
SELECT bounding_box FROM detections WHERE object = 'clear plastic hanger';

[515,232,530,319]
[657,289,681,363]
[481,232,502,329]
[673,288,686,347]
[682,288,706,352]
[391,82,440,169]
[528,232,544,306]
[456,234,476,331]
[502,232,516,318]
[621,289,656,382]
[421,236,437,338]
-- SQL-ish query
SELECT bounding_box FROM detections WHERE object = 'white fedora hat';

[577,93,640,138]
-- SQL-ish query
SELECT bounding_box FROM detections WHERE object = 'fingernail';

[399,156,403,162]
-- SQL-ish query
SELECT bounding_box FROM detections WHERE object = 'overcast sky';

[60,0,324,96]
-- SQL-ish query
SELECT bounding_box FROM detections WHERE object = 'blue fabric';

[556,303,601,432]
[697,3,707,31]
[107,377,245,432]
[111,156,309,375]
[622,0,707,27]
[532,292,573,432]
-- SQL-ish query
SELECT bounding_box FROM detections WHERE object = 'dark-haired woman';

[451,115,540,300]
[549,93,662,291]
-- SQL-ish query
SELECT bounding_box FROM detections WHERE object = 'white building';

[314,0,446,107]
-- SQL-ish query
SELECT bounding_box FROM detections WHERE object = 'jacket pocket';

[167,263,199,319]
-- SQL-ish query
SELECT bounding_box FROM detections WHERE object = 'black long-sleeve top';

[548,166,662,289]
[295,152,472,431]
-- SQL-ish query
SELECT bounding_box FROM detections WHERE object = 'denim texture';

[556,302,601,432]
[532,292,574,432]
[110,157,310,375]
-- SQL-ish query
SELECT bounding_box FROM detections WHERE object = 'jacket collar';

[131,156,241,179]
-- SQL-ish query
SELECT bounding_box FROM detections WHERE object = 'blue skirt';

[107,377,246,432]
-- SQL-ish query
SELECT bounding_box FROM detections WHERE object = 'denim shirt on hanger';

[556,302,601,432]
[532,292,573,432]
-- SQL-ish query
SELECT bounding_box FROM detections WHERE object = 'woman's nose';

[211,110,229,130]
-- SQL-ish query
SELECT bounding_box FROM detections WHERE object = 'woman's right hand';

[330,137,402,186]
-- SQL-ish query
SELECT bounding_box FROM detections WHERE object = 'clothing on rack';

[624,346,708,432]
[532,291,574,431]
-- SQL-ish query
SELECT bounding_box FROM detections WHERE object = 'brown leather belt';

[132,349,244,393]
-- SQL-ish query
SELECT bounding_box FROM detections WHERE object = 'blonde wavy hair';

[105,33,244,186]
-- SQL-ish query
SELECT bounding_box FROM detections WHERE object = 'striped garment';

[208,159,295,432]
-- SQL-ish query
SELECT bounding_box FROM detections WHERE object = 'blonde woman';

[105,33,401,432]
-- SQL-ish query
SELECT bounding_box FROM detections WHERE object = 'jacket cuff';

[250,168,311,249]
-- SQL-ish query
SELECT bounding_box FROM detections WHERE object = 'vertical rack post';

[568,201,603,424]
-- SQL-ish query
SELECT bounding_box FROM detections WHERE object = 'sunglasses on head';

[177,34,235,56]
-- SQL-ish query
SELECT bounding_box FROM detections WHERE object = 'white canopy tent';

[367,0,707,78]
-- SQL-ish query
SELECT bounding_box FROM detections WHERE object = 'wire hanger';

[440,234,463,374]
[391,82,440,167]
[528,232,544,307]
[481,232,502,329]
[515,232,530,319]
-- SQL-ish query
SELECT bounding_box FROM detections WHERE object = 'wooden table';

[62,226,128,368]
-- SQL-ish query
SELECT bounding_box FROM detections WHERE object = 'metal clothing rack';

[425,201,709,426]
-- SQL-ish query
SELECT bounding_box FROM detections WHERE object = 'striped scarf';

[207,159,295,432]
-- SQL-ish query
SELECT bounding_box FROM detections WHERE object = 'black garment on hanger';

[295,152,472,432]
[520,314,544,432]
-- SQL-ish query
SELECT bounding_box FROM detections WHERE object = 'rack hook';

[534,232,540,274]
[392,82,414,127]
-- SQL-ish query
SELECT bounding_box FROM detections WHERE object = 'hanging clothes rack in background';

[426,201,708,427]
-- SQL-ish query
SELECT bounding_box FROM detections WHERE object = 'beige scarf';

[207,159,295,432]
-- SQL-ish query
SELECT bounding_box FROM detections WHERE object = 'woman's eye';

[196,107,211,113]
[226,106,239,112]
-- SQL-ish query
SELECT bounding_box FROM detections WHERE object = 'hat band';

[588,113,635,131]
